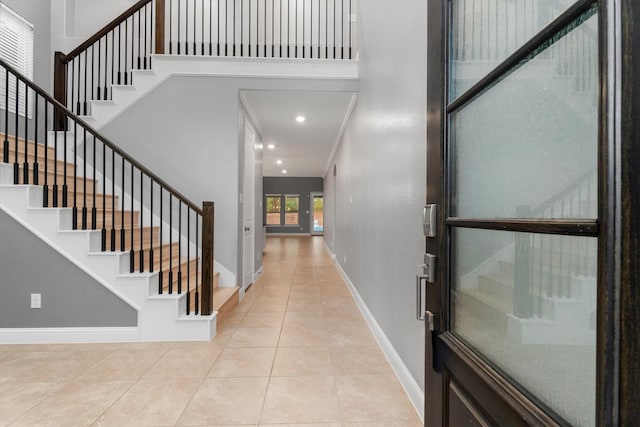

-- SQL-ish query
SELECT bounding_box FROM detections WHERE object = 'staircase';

[0,59,238,343]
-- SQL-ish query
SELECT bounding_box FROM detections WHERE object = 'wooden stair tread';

[212,286,239,311]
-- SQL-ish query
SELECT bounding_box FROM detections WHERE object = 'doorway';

[310,192,324,236]
[421,1,627,425]
[243,121,256,293]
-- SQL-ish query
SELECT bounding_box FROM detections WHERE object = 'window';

[265,195,281,225]
[0,3,34,118]
[265,194,300,226]
[284,195,299,225]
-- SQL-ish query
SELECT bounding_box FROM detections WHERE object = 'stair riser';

[455,291,508,335]
[76,211,139,229]
[48,189,117,209]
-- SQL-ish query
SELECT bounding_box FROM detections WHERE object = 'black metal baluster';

[121,156,125,251]
[104,35,109,99]
[125,18,130,85]
[43,102,49,208]
[241,0,244,56]
[76,57,81,113]
[169,193,173,293]
[159,187,164,293]
[23,82,29,185]
[118,26,122,84]
[295,0,297,57]
[324,0,327,58]
[178,200,182,293]
[287,0,289,57]
[13,75,18,184]
[202,0,206,55]
[264,0,267,57]
[2,69,8,164]
[72,122,78,229]
[83,53,88,114]
[217,0,221,55]
[82,128,88,230]
[92,135,97,229]
[91,44,95,106]
[210,0,213,55]
[178,0,183,55]
[333,0,335,58]
[102,141,107,249]
[185,0,190,55]
[145,5,149,68]
[233,0,236,56]
[280,0,283,57]
[33,95,38,185]
[150,179,154,272]
[62,125,68,207]
[348,0,351,58]
[195,214,200,314]
[195,0,199,55]
[318,0,321,58]
[97,39,102,100]
[170,0,173,54]
[71,58,76,112]
[272,0,275,57]
[308,0,311,58]
[110,32,114,99]
[249,0,251,56]
[130,162,135,272]
[257,0,260,56]
[187,207,191,314]
[340,0,343,58]
[138,9,142,68]
[53,116,58,207]
[139,170,144,272]
[110,148,115,250]
[225,0,229,55]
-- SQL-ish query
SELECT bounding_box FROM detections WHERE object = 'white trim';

[323,238,336,260]
[333,259,425,422]
[0,327,139,344]
[323,93,357,177]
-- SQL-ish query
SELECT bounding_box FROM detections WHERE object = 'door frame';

[423,0,636,424]
[243,120,256,292]
[310,192,324,236]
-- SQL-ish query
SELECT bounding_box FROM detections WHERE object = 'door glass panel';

[450,0,580,98]
[313,196,324,233]
[451,12,598,219]
[451,228,596,426]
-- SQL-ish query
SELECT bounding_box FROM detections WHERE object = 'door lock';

[416,253,437,327]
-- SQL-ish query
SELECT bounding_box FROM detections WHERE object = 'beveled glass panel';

[451,13,598,219]
[450,0,580,98]
[451,228,596,426]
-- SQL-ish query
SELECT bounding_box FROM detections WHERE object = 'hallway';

[0,236,421,426]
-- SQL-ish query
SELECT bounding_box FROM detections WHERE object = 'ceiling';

[240,90,357,177]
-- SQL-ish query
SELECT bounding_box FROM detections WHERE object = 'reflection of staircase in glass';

[455,169,597,346]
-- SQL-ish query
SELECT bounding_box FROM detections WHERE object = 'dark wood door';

[420,0,633,425]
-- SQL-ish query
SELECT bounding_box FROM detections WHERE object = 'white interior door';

[243,122,255,291]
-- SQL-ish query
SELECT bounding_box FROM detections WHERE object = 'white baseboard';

[0,327,140,344]
[333,261,425,422]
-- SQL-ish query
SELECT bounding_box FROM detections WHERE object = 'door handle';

[417,253,437,331]
[416,274,428,321]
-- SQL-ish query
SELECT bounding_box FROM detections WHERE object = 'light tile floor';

[0,236,422,427]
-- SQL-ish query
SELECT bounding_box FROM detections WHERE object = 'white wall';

[324,0,427,393]
[50,0,139,53]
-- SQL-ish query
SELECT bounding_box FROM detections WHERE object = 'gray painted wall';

[101,75,355,286]
[323,0,427,391]
[0,210,137,327]
[263,177,323,234]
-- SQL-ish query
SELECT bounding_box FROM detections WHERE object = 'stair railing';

[2,58,215,316]
[513,168,597,319]
[53,0,356,122]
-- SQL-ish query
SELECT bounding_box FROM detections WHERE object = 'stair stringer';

[0,180,216,343]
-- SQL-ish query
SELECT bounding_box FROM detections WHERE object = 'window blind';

[0,2,34,119]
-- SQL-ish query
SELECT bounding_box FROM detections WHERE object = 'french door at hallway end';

[421,0,631,425]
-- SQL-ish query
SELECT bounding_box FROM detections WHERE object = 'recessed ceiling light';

[296,116,306,123]
[282,169,287,174]
[276,160,283,165]
[267,144,275,150]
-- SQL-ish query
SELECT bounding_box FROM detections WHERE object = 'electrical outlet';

[350,14,357,23]
[30,293,41,309]
[343,254,347,264]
